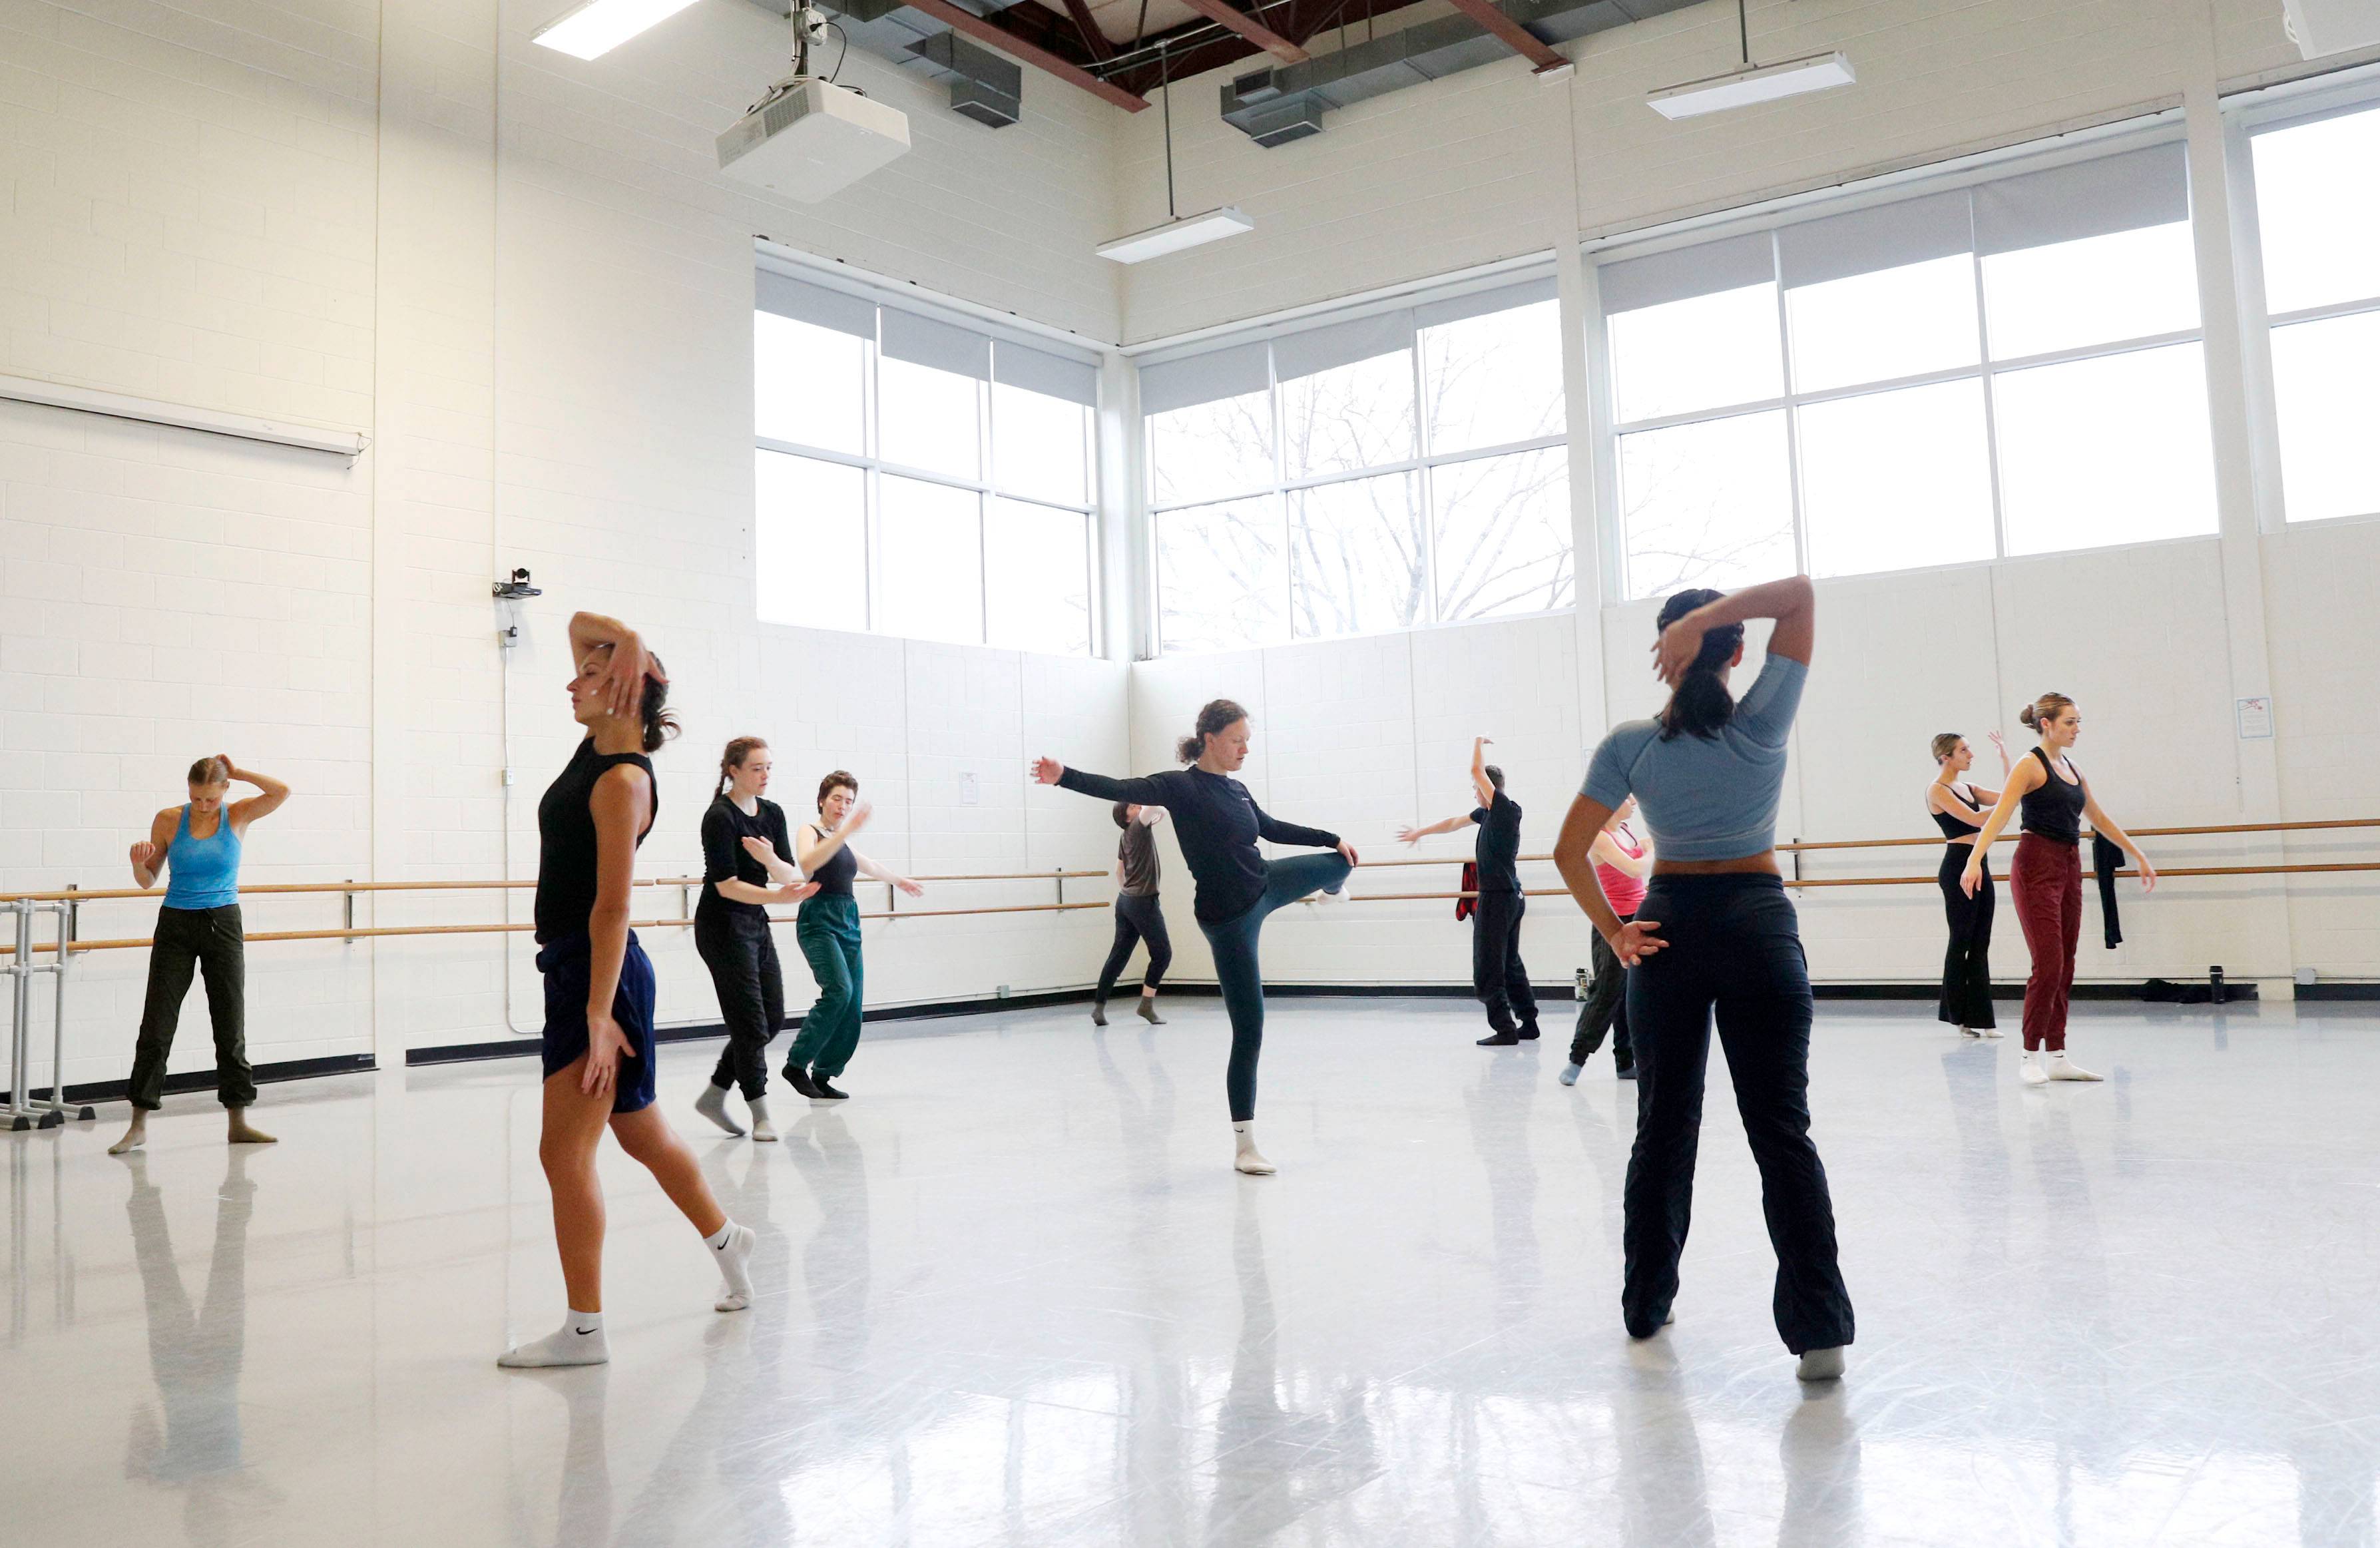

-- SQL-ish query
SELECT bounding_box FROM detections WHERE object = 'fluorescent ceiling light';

[1648,51,1855,119]
[1097,208,1256,264]
[531,0,702,61]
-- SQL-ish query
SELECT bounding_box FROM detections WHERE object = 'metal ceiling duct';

[746,0,1027,127]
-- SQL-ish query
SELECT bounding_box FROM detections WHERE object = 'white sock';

[2046,1050,2102,1081]
[748,1097,777,1142]
[1796,1346,1846,1381]
[1232,1121,1274,1176]
[708,1220,756,1311]
[2019,1051,2049,1085]
[498,1309,608,1368]
[694,1083,746,1137]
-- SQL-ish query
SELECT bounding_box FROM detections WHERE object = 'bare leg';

[541,1061,618,1313]
[226,1107,276,1145]
[608,1108,727,1238]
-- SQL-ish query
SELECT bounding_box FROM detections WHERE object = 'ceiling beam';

[1439,0,1568,71]
[1058,0,1116,57]
[901,0,1151,109]
[1170,0,1308,62]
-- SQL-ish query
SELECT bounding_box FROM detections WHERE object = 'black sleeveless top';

[1931,782,1983,840]
[2018,747,2084,846]
[802,824,857,898]
[535,737,658,943]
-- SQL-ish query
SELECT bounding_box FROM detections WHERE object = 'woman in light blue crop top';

[109,755,291,1157]
[1551,576,1854,1383]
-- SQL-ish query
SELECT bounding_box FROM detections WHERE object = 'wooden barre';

[1333,859,2380,903]
[0,870,1112,905]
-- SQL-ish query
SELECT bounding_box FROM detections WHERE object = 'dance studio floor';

[5,996,2379,1547]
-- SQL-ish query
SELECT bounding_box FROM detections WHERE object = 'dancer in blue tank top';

[109,755,291,1155]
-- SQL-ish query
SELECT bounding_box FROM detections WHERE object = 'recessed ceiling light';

[531,0,703,61]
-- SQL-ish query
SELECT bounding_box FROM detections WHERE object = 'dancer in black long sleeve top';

[1035,698,1357,1174]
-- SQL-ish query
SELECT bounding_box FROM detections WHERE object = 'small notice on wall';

[2236,696,2274,740]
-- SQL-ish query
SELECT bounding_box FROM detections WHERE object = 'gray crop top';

[1580,654,1805,862]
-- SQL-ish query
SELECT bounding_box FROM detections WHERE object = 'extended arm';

[1035,758,1173,807]
[223,759,290,829]
[1397,813,1478,845]
[581,767,650,1096]
[1469,738,1495,810]
[847,847,924,898]
[2082,785,2158,892]
[1554,796,1666,965]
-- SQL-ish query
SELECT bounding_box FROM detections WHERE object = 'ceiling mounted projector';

[720,79,911,200]
[2281,0,2380,57]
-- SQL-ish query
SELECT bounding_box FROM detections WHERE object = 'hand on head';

[596,637,665,719]
[1650,619,1706,688]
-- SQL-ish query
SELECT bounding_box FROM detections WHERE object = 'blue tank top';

[162,805,242,909]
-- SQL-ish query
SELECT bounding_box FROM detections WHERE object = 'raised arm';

[1959,758,2043,894]
[1654,574,1815,683]
[579,765,651,1097]
[128,808,177,888]
[1554,796,1665,965]
[1469,737,1495,810]
[569,611,666,720]
[2082,782,2158,892]
[1397,813,1478,846]
[222,758,290,829]
[1987,729,2012,780]
[1033,756,1172,808]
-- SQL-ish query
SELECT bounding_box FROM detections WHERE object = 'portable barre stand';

[3,898,92,1131]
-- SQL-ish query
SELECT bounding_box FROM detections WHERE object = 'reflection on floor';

[3,997,2378,1547]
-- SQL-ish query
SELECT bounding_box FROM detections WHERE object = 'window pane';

[985,499,1091,654]
[877,357,981,481]
[1422,300,1564,455]
[1981,222,2200,359]
[1158,497,1286,654]
[1431,447,1572,621]
[993,383,1090,507]
[1797,379,1995,577]
[2271,310,2380,524]
[1280,351,1415,480]
[1616,411,1796,600]
[1148,392,1274,507]
[755,451,867,633]
[1608,284,1784,423]
[1785,256,1981,393]
[2252,106,2380,315]
[756,312,865,455]
[1288,473,1424,640]
[875,475,983,645]
[1993,342,2218,556]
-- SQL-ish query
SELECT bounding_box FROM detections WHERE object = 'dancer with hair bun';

[1927,730,2010,1039]
[1962,693,2157,1086]
[691,737,818,1143]
[1552,577,1853,1382]
[1033,699,1357,1176]
[499,611,756,1369]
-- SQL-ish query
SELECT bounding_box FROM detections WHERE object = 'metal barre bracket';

[3,899,91,1131]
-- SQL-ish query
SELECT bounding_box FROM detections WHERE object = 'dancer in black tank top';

[1961,693,2158,1087]
[497,612,759,1369]
[1925,730,2009,1037]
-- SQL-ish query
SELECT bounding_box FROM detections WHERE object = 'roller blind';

[1598,232,1776,315]
[756,271,877,339]
[1139,342,1271,416]
[1415,276,1558,330]
[880,307,992,380]
[994,341,1098,407]
[1777,190,1973,289]
[1272,310,1416,384]
[1973,142,2190,255]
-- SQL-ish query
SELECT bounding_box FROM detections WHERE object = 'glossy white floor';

[5,997,2377,1547]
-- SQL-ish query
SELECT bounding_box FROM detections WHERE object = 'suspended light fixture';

[531,0,703,61]
[1646,0,1853,120]
[1098,41,1254,264]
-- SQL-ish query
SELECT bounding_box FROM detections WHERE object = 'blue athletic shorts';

[537,930,658,1114]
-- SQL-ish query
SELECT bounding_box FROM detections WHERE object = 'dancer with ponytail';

[1552,578,1853,1382]
[1961,694,2157,1086]
[1927,730,2009,1038]
[1033,700,1357,1175]
[498,613,756,1368]
[691,738,818,1143]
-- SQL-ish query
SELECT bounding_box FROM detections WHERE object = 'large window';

[1144,280,1570,655]
[2246,97,2380,525]
[1598,142,2220,599]
[752,272,1099,655]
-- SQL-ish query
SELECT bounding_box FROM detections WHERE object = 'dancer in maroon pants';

[1961,692,2156,1086]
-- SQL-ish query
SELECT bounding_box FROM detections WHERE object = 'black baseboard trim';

[3,1051,375,1109]
[2297,983,2380,1001]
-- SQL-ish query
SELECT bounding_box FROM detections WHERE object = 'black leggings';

[1624,874,1853,1355]
[1937,846,1996,1029]
[1096,894,1172,1001]
[1201,852,1353,1123]
[696,907,785,1102]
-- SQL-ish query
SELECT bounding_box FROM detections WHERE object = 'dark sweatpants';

[1936,846,1996,1029]
[1096,893,1172,1001]
[1622,874,1853,1356]
[1568,912,1636,1069]
[1471,890,1538,1036]
[696,906,786,1101]
[127,905,255,1112]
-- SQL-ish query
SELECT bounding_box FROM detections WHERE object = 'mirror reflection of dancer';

[111,755,291,1156]
[498,613,756,1369]
[692,737,818,1143]
[1927,730,2010,1039]
[1094,802,1172,1027]
[1034,698,1358,1175]
[1397,737,1539,1047]
[1961,692,2157,1086]
[750,772,923,1103]
[1552,577,1853,1383]
[1562,796,1651,1085]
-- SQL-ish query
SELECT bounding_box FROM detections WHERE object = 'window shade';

[1973,142,2190,256]
[1598,232,1776,315]
[1415,276,1558,330]
[881,307,993,380]
[1778,190,1973,289]
[1272,310,1417,384]
[995,342,1098,407]
[756,271,877,340]
[1139,342,1271,415]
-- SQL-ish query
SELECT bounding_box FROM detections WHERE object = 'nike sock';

[707,1220,756,1312]
[497,1310,608,1368]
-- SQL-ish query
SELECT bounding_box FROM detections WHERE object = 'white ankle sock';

[748,1097,777,1142]
[2046,1051,2102,1081]
[2019,1051,2049,1085]
[708,1221,756,1311]
[1232,1121,1275,1176]
[1796,1346,1846,1381]
[694,1083,746,1137]
[498,1310,608,1368]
